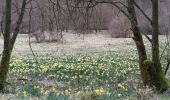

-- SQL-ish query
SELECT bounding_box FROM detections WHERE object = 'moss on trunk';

[153,63,169,92]
[143,60,169,92]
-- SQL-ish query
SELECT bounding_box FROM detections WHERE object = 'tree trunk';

[127,0,149,86]
[0,0,27,92]
[151,0,169,92]
[127,0,169,92]
[0,0,11,92]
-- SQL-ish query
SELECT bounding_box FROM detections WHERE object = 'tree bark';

[127,0,169,92]
[0,0,11,92]
[0,0,27,92]
[127,0,149,86]
[151,0,169,92]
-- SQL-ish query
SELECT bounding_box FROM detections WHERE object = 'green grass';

[0,33,169,99]
[7,53,136,99]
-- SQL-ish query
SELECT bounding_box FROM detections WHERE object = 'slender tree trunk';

[0,0,11,92]
[151,0,169,92]
[0,0,27,92]
[127,0,149,85]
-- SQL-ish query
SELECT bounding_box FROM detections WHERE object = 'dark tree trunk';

[127,0,169,92]
[127,0,149,86]
[0,0,11,92]
[151,0,169,92]
[0,0,27,92]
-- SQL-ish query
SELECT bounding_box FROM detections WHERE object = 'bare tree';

[68,0,169,92]
[0,0,27,92]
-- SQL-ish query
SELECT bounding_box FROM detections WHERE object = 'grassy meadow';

[0,31,169,100]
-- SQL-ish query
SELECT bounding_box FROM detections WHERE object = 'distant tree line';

[0,0,169,40]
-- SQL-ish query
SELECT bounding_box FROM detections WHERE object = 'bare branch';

[133,1,152,25]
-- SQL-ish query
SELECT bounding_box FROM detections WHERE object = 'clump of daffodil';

[118,83,125,90]
[40,87,44,93]
[40,65,48,73]
[76,91,81,96]
[44,91,49,96]
[56,92,62,96]
[23,91,27,97]
[21,80,26,84]
[51,84,57,91]
[118,93,122,97]
[95,88,105,94]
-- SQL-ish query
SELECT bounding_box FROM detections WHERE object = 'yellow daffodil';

[51,85,57,91]
[44,91,49,96]
[118,93,122,97]
[95,88,105,94]
[118,83,125,89]
[76,91,81,96]
[23,91,27,97]
[42,67,48,73]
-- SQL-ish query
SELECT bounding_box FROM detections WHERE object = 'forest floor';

[0,31,169,100]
